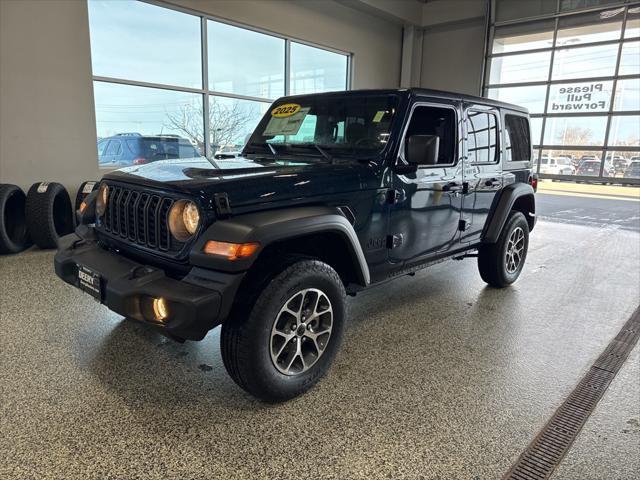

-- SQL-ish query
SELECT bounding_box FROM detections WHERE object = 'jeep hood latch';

[214,192,232,218]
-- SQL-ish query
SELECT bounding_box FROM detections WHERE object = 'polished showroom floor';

[2,193,639,479]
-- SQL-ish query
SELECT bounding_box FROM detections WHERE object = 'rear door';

[461,104,502,243]
[103,139,124,166]
[502,111,533,184]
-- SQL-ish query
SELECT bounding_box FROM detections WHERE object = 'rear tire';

[221,258,346,402]
[478,211,529,288]
[26,182,73,249]
[0,184,32,254]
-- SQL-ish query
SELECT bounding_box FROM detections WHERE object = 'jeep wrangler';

[55,89,536,402]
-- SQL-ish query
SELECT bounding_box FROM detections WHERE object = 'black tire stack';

[0,184,32,254]
[25,182,74,249]
[1,181,100,255]
[74,181,99,212]
[74,181,99,227]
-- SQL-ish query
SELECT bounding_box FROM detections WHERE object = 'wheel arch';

[190,206,370,287]
[482,183,535,244]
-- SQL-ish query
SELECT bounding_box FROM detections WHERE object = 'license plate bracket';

[77,265,103,301]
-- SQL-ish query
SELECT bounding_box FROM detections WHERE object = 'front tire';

[221,259,346,402]
[478,211,529,288]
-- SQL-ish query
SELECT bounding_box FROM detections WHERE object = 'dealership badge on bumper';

[77,265,102,301]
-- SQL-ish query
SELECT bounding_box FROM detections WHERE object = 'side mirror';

[406,135,439,165]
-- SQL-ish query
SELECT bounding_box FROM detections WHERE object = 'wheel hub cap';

[505,226,525,274]
[270,288,333,376]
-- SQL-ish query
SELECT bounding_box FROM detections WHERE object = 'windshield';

[129,137,201,161]
[245,94,400,159]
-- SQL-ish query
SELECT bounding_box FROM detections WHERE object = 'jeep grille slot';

[101,185,175,253]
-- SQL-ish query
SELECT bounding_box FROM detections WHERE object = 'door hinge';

[458,219,471,231]
[387,233,404,249]
[214,192,232,217]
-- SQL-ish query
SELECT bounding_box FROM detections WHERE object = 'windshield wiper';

[312,144,333,164]
[243,142,277,157]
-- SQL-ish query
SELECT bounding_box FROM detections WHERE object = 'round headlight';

[168,200,199,241]
[96,182,109,217]
[183,201,200,235]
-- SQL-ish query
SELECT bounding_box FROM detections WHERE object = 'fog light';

[152,297,169,321]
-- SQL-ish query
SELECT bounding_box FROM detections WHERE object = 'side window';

[105,139,122,156]
[504,114,531,162]
[97,140,109,157]
[466,110,498,163]
[405,105,457,165]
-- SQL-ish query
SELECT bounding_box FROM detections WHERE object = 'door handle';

[442,182,462,192]
[485,178,501,187]
[443,182,469,194]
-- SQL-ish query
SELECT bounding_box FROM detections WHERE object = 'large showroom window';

[87,0,351,165]
[485,1,640,182]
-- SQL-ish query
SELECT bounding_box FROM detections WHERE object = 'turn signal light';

[203,241,260,260]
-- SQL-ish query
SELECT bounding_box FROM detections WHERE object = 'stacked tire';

[74,181,99,213]
[74,181,99,227]
[0,184,32,254]
[26,182,74,249]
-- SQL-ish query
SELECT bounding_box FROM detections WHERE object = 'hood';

[104,156,378,209]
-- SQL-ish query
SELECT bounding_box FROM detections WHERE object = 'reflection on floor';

[1,219,639,479]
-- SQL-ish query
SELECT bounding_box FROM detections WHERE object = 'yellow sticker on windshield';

[271,103,302,118]
[372,111,386,123]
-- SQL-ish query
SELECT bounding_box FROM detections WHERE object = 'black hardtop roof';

[279,88,529,114]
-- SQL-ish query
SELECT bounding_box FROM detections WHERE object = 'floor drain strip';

[503,306,640,480]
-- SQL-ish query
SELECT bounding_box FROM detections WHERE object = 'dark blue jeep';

[56,89,536,402]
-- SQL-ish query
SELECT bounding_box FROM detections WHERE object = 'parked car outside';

[98,133,201,167]
[214,150,242,160]
[557,154,577,169]
[613,158,629,176]
[624,161,640,178]
[539,157,575,175]
[576,160,607,177]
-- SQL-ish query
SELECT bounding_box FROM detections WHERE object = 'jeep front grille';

[101,185,175,252]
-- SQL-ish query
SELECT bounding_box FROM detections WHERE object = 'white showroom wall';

[419,0,487,95]
[0,0,403,194]
[0,0,99,194]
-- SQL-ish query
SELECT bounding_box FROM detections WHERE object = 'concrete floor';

[1,196,639,479]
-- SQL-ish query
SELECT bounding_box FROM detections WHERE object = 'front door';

[461,106,503,243]
[388,101,464,267]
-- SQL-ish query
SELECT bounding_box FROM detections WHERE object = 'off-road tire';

[0,184,32,254]
[221,258,346,402]
[74,181,99,226]
[26,182,73,249]
[74,181,99,212]
[478,210,529,288]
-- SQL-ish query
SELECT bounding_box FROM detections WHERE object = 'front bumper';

[54,233,244,340]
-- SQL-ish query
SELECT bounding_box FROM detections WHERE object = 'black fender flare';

[482,183,535,244]
[190,206,370,286]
